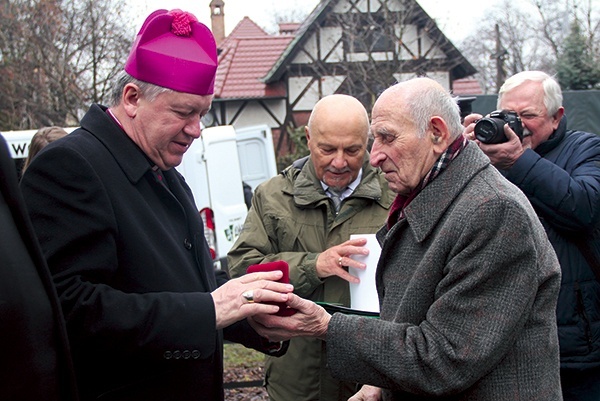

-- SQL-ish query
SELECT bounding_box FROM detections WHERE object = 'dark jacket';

[327,143,562,400]
[20,104,277,401]
[503,117,600,369]
[0,134,78,401]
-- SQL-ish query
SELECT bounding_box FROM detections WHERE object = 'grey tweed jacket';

[327,142,563,400]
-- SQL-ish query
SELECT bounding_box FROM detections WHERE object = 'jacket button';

[191,350,201,359]
[182,350,191,359]
[183,238,192,250]
[164,351,172,359]
[173,350,181,359]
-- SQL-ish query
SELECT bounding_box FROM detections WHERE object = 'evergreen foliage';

[556,20,600,90]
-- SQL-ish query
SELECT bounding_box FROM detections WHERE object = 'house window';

[345,26,394,53]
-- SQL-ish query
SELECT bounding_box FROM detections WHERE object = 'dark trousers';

[561,366,600,401]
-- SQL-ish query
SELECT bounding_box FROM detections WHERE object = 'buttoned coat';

[327,142,563,400]
[0,134,79,401]
[20,104,276,401]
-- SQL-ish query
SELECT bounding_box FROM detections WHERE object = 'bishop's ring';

[242,290,254,303]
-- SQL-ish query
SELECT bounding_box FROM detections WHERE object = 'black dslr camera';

[474,110,524,144]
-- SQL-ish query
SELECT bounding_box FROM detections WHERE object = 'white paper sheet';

[348,234,380,313]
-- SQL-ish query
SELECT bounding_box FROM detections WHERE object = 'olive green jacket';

[228,154,392,401]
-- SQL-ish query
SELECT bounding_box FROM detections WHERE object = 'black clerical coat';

[20,105,271,401]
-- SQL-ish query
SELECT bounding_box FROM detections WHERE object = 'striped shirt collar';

[321,168,363,200]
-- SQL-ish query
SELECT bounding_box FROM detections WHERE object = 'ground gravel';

[224,345,269,401]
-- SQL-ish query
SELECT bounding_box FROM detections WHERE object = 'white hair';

[405,84,463,140]
[110,71,173,106]
[498,71,563,117]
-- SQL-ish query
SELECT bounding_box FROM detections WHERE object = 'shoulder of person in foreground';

[0,134,79,401]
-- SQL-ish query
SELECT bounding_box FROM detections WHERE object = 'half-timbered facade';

[209,0,476,157]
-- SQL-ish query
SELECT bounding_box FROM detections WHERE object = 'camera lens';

[474,118,508,144]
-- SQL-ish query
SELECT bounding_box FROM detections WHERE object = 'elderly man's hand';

[315,237,369,283]
[478,124,528,169]
[462,112,483,140]
[211,271,294,330]
[349,385,382,401]
[248,293,331,341]
[463,113,528,170]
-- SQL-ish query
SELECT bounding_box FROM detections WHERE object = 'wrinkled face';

[499,80,561,150]
[129,90,212,169]
[307,123,367,191]
[369,98,436,195]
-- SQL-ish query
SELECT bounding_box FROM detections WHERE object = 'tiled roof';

[224,17,267,41]
[214,17,293,99]
[452,78,483,95]
[215,7,478,100]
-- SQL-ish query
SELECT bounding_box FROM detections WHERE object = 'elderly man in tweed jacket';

[248,77,563,401]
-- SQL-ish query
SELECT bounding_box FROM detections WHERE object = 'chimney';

[209,0,225,46]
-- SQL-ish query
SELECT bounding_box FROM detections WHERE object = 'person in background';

[0,133,79,401]
[248,78,562,401]
[242,181,253,209]
[20,9,292,401]
[21,126,68,175]
[463,70,600,401]
[228,94,393,401]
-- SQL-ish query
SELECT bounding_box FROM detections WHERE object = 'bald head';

[379,77,443,102]
[308,94,370,140]
[306,94,369,191]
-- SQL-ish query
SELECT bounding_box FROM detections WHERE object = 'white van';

[235,125,279,192]
[2,124,278,270]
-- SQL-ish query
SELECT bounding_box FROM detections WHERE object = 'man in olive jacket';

[228,94,393,401]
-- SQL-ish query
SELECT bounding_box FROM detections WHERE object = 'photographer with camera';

[464,70,600,401]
